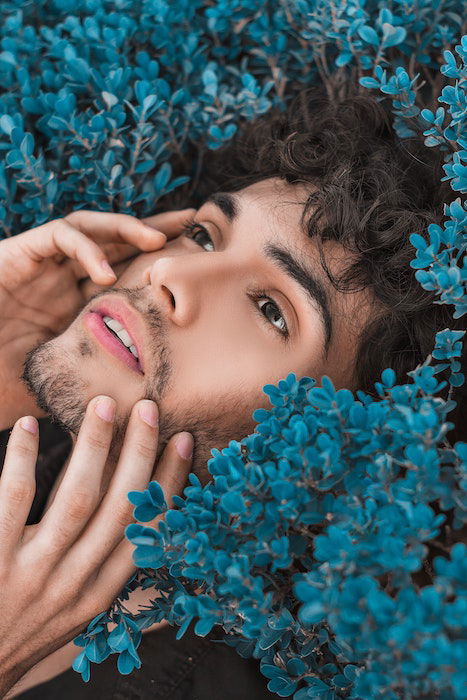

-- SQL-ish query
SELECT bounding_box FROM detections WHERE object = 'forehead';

[205,177,351,278]
[216,177,312,234]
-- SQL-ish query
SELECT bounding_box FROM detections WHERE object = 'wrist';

[0,666,23,700]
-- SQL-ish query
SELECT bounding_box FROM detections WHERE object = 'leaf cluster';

[0,1,465,697]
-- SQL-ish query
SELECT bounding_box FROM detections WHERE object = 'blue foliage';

[1,1,466,697]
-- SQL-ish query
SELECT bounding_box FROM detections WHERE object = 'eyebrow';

[205,191,333,354]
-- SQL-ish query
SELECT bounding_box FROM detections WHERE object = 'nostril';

[163,286,176,308]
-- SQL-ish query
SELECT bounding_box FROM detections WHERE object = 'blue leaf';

[117,649,139,675]
[358,25,380,46]
[359,76,380,88]
[72,650,90,682]
[0,115,15,136]
[381,24,407,49]
[153,162,171,191]
[220,491,246,514]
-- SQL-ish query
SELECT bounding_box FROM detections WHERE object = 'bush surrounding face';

[23,178,374,480]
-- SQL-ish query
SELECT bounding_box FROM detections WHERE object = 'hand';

[0,396,193,697]
[77,209,195,303]
[0,208,195,431]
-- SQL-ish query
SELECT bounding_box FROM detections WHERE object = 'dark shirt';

[0,420,276,700]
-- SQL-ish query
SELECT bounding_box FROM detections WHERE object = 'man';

[22,176,375,488]
[3,85,465,697]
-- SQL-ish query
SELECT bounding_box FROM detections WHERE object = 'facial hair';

[21,286,259,484]
[22,286,170,463]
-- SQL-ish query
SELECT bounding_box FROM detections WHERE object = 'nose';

[143,247,249,327]
[142,255,205,327]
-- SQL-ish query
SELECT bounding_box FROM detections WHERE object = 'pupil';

[267,303,278,321]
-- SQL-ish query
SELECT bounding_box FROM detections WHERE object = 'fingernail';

[95,396,116,422]
[20,416,38,434]
[101,259,117,278]
[176,432,193,460]
[138,400,158,427]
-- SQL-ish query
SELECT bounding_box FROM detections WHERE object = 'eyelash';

[181,219,291,342]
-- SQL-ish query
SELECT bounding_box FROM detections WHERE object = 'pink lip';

[83,297,146,375]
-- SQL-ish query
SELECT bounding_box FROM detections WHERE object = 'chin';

[22,334,89,435]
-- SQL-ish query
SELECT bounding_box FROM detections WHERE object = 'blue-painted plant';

[1,1,465,698]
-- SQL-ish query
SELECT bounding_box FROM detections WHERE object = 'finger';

[67,243,140,281]
[64,210,168,252]
[18,219,120,286]
[149,431,193,509]
[30,396,116,564]
[141,208,196,240]
[0,417,38,559]
[89,430,193,603]
[70,399,160,573]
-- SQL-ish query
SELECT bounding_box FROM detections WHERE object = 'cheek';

[170,325,318,404]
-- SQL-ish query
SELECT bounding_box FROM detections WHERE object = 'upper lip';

[90,296,147,373]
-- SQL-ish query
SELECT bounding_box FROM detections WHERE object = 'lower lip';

[84,312,143,374]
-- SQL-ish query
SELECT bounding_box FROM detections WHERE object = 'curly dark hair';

[163,83,466,444]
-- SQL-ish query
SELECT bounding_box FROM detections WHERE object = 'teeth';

[103,315,139,360]
[116,328,132,347]
[103,315,123,332]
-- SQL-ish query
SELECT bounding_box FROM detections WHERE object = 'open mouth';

[84,310,144,375]
[102,315,139,360]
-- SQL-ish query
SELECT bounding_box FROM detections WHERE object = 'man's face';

[23,178,373,481]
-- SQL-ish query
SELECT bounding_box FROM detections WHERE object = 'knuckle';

[112,499,133,529]
[134,440,156,461]
[12,441,37,461]
[72,595,93,623]
[64,210,89,225]
[85,431,109,452]
[76,592,108,623]
[66,490,96,522]
[64,580,83,607]
[54,217,71,234]
[4,478,35,504]
[47,579,79,610]
[44,526,71,555]
[63,211,77,224]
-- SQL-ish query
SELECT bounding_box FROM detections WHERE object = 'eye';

[248,289,290,342]
[182,221,215,252]
[182,219,290,342]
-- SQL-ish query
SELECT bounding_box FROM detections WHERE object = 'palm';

[0,259,84,426]
[0,241,136,430]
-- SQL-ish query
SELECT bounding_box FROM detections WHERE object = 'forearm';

[0,666,26,700]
